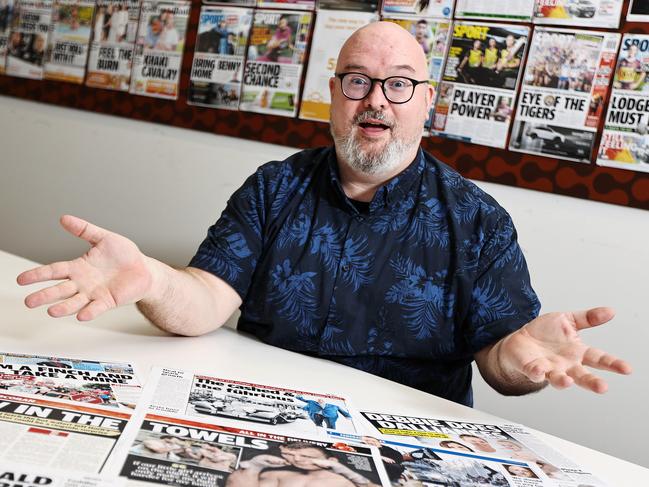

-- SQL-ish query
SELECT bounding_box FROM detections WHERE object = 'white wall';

[1,95,647,467]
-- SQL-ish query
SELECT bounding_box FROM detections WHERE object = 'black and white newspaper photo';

[454,0,535,22]
[5,0,52,79]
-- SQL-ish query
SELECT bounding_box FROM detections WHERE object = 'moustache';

[353,110,395,129]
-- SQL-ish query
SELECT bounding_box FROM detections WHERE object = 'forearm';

[136,257,239,336]
[475,337,547,396]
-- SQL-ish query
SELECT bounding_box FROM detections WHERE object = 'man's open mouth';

[358,120,391,132]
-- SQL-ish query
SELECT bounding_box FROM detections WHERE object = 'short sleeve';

[189,171,265,300]
[464,213,541,353]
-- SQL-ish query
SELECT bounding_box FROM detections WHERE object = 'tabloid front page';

[597,34,649,173]
[130,0,190,100]
[0,463,123,486]
[509,27,620,163]
[432,21,529,148]
[454,0,535,21]
[0,0,15,73]
[188,5,253,110]
[105,367,388,486]
[86,0,141,91]
[627,0,649,21]
[5,0,52,79]
[380,0,453,19]
[256,0,316,11]
[317,0,379,12]
[240,9,312,117]
[532,0,624,28]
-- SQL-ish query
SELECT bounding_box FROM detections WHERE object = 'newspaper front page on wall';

[597,33,649,173]
[381,0,453,19]
[240,9,312,117]
[509,27,620,162]
[0,0,15,73]
[86,0,140,91]
[532,0,623,28]
[5,0,53,79]
[432,21,529,148]
[104,367,388,486]
[257,0,316,11]
[188,5,253,110]
[627,0,649,21]
[130,0,190,99]
[454,0,534,21]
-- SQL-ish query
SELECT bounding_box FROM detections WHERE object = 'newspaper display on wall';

[628,0,649,21]
[0,0,15,73]
[240,9,312,117]
[454,0,535,21]
[298,8,376,122]
[532,0,624,28]
[257,0,316,11]
[509,27,620,163]
[381,0,453,19]
[0,352,141,411]
[129,0,190,100]
[43,0,94,83]
[383,15,451,133]
[204,0,254,5]
[359,412,609,487]
[431,21,529,148]
[0,392,131,473]
[596,34,649,173]
[86,0,140,91]
[188,5,253,110]
[0,464,123,487]
[5,0,52,79]
[317,0,379,12]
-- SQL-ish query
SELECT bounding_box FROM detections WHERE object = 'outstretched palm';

[17,215,153,321]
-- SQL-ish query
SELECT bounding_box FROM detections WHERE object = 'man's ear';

[329,76,336,98]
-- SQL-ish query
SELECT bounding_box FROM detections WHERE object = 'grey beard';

[333,130,409,176]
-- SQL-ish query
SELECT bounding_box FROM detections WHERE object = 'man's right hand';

[17,215,154,321]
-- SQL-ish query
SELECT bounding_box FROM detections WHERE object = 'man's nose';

[363,80,388,110]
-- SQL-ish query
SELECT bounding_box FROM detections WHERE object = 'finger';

[60,215,108,245]
[566,365,607,394]
[571,307,615,331]
[25,280,77,308]
[17,261,72,286]
[76,299,111,322]
[47,293,90,318]
[583,348,633,375]
[521,358,553,383]
[546,371,573,390]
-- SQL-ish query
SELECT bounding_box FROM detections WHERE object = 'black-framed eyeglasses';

[335,72,429,104]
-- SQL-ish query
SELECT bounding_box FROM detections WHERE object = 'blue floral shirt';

[190,147,540,407]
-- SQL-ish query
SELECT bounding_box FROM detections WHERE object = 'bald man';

[18,22,631,407]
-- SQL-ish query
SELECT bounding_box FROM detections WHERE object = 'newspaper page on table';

[240,9,312,117]
[86,0,140,91]
[0,463,124,487]
[532,0,624,29]
[0,0,15,74]
[454,0,534,22]
[380,0,453,19]
[0,352,141,412]
[43,0,94,83]
[257,0,316,11]
[298,8,376,122]
[5,0,52,79]
[431,21,528,148]
[188,5,252,110]
[509,27,620,163]
[104,366,389,486]
[628,0,649,21]
[358,411,609,487]
[382,15,450,134]
[596,34,649,173]
[129,0,190,100]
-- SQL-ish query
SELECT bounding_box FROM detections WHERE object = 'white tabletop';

[2,249,647,486]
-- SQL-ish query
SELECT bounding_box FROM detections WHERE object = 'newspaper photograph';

[317,0,379,12]
[628,0,649,21]
[113,415,387,486]
[454,0,535,21]
[0,464,123,487]
[129,0,190,100]
[432,21,529,148]
[86,0,140,91]
[5,0,52,79]
[380,0,453,19]
[382,15,450,133]
[298,8,376,122]
[0,0,14,74]
[43,0,94,83]
[509,27,620,163]
[0,352,141,411]
[359,412,609,486]
[0,392,130,473]
[532,0,624,28]
[256,0,316,11]
[188,5,253,110]
[240,9,312,117]
[596,34,649,173]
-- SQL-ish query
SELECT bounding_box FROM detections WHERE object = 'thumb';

[60,215,108,245]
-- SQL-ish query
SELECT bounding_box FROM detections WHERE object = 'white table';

[2,249,647,486]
